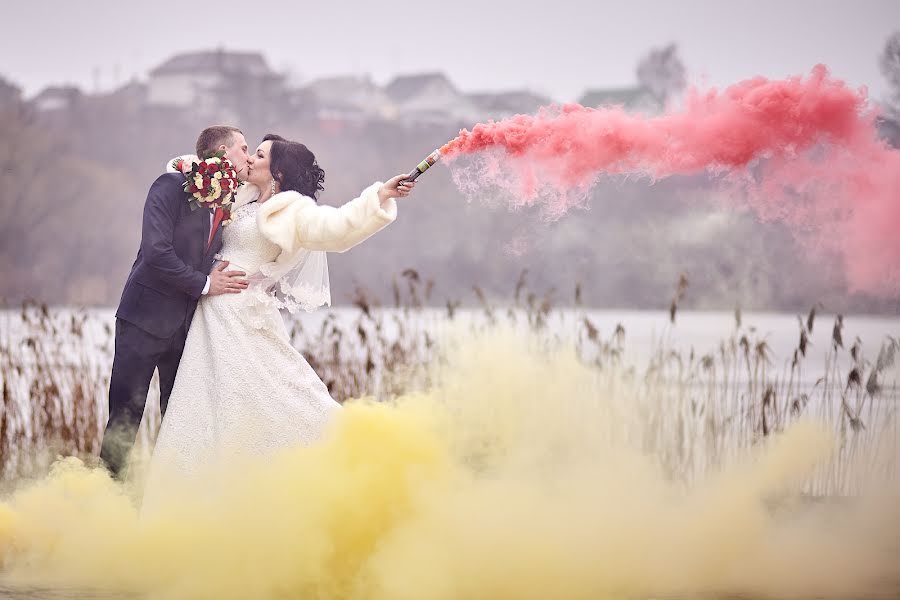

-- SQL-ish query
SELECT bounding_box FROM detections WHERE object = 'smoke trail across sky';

[441,66,900,295]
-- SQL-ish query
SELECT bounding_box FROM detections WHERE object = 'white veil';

[250,248,331,314]
[243,186,331,314]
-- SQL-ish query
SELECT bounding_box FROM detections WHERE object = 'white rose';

[214,171,222,180]
[194,174,203,188]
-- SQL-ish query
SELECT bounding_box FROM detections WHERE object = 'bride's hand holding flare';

[378,175,416,205]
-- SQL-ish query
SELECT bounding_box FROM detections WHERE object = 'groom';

[99,125,253,478]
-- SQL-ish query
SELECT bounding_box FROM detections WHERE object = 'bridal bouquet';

[171,152,241,224]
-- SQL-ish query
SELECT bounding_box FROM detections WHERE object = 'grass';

[1,272,897,493]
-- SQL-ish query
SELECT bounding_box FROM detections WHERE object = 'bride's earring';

[270,178,277,194]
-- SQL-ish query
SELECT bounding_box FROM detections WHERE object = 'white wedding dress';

[142,181,397,505]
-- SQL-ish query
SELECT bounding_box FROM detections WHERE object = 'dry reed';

[1,275,897,494]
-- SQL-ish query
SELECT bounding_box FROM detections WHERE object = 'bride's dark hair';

[263,133,326,199]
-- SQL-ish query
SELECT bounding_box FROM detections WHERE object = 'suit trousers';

[100,318,188,478]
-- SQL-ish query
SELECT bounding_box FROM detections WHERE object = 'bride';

[142,134,415,496]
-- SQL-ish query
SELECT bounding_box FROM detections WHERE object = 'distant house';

[282,87,319,119]
[468,90,552,120]
[102,80,148,112]
[147,49,281,115]
[31,85,82,112]
[304,75,397,121]
[578,85,661,113]
[385,72,480,125]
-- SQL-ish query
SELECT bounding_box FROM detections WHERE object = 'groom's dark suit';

[100,172,225,477]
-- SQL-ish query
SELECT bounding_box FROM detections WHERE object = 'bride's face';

[248,141,273,188]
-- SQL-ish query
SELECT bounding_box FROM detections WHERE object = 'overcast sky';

[3,0,898,103]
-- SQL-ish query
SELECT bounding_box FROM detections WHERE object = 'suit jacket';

[116,172,224,338]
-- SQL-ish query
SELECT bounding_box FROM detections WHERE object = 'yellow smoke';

[0,329,897,599]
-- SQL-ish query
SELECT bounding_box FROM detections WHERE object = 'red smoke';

[441,66,900,295]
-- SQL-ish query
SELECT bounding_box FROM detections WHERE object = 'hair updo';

[263,134,325,200]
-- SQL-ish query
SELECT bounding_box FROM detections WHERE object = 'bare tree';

[636,43,686,106]
[880,31,900,117]
[0,110,123,302]
[0,76,22,110]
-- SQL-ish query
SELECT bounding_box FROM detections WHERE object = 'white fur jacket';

[255,182,397,255]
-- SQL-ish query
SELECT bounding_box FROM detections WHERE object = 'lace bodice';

[218,203,281,274]
[210,201,326,329]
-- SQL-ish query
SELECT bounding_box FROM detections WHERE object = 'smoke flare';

[441,66,900,294]
[0,330,898,599]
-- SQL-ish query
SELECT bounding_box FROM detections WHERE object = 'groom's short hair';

[196,125,242,159]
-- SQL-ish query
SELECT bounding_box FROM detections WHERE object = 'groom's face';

[223,133,251,181]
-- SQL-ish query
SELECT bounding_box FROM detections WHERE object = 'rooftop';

[150,50,272,77]
[385,72,458,101]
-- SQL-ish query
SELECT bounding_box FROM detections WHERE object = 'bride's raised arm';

[256,175,412,254]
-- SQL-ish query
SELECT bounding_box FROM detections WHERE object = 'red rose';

[189,184,199,193]
[198,162,208,174]
[202,177,211,190]
[207,163,219,173]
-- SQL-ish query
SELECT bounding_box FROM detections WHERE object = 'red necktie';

[208,207,225,250]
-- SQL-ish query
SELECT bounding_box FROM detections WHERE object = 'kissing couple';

[99,125,416,501]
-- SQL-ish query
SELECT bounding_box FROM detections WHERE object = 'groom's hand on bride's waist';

[207,261,249,296]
